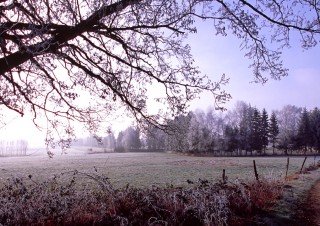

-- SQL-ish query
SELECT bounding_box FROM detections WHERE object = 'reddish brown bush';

[0,172,283,226]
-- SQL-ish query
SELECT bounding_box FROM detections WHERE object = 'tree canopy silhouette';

[0,0,319,144]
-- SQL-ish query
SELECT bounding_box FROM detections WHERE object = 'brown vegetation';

[0,172,283,226]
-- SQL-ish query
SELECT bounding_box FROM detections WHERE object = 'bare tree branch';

[0,0,319,146]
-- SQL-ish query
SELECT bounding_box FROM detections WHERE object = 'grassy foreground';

[0,150,319,225]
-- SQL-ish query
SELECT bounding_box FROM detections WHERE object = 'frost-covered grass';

[0,151,318,225]
[0,150,316,188]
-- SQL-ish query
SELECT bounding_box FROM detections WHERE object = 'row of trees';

[72,127,140,153]
[142,102,320,155]
[222,105,320,155]
[74,102,320,156]
[289,108,320,153]
[0,140,28,157]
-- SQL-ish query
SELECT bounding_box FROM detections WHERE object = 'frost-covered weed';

[0,172,283,226]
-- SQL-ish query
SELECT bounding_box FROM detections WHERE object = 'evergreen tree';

[103,132,116,151]
[116,127,141,151]
[239,105,253,155]
[188,113,202,152]
[224,125,240,155]
[123,127,141,151]
[251,108,263,153]
[261,109,269,154]
[145,126,166,151]
[297,108,312,152]
[116,131,125,152]
[310,108,320,153]
[269,112,279,155]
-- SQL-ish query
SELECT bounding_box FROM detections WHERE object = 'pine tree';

[239,105,254,155]
[224,125,240,155]
[269,112,279,155]
[297,108,312,153]
[116,131,125,152]
[310,108,320,153]
[251,108,263,153]
[261,109,269,154]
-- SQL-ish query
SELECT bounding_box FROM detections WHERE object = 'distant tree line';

[0,140,28,157]
[73,101,320,156]
[72,127,141,153]
[220,103,320,156]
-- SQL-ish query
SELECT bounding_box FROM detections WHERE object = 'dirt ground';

[297,179,320,226]
[309,180,320,226]
[283,170,320,226]
[249,168,320,226]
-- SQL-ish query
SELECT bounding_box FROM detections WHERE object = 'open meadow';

[1,148,320,225]
[0,148,317,188]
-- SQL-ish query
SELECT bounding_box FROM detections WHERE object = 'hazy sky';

[188,20,320,112]
[1,15,320,147]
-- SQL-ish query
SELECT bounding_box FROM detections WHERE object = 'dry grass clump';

[0,171,283,226]
[303,160,320,172]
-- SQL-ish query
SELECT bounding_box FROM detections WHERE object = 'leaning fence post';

[300,156,307,174]
[253,160,259,181]
[285,157,290,180]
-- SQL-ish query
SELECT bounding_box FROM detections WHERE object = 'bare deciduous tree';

[1,0,319,146]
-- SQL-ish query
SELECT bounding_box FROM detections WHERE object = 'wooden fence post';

[222,169,226,183]
[253,160,259,181]
[285,157,290,180]
[300,156,307,174]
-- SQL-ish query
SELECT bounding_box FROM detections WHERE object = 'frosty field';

[0,148,316,188]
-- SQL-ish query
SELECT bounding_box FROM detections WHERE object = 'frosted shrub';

[0,172,283,226]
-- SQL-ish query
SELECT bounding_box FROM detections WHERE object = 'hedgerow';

[0,171,283,226]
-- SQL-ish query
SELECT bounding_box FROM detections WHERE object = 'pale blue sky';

[188,20,320,112]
